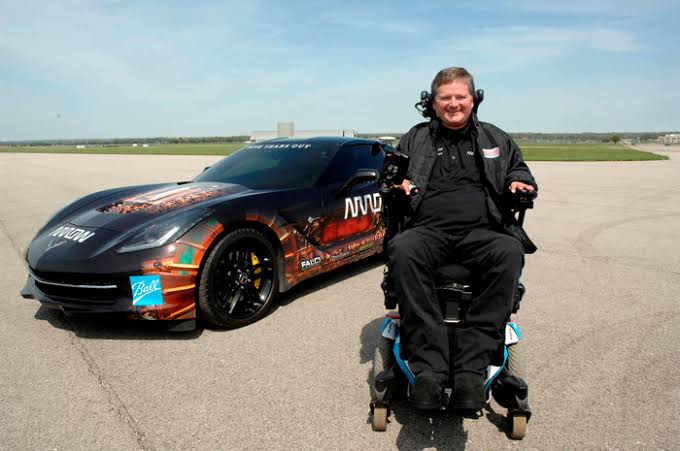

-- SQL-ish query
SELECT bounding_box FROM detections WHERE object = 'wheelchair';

[369,149,536,439]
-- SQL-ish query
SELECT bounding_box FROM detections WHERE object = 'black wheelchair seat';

[433,262,473,286]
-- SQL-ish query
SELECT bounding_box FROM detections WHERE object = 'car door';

[276,186,326,246]
[316,143,384,261]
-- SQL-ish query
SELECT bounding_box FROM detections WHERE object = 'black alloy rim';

[212,239,275,320]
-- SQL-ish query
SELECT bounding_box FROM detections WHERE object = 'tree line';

[3,136,250,147]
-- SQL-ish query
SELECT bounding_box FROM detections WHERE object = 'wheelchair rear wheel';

[372,335,393,384]
[506,340,526,380]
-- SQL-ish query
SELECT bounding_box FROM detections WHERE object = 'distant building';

[661,134,680,144]
[250,121,356,142]
[277,121,294,138]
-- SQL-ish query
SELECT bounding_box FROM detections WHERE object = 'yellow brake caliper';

[251,252,261,289]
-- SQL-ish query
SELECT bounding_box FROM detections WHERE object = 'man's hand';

[396,179,414,196]
[509,181,534,193]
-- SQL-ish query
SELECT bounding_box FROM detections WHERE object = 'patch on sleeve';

[482,147,500,158]
[130,275,164,306]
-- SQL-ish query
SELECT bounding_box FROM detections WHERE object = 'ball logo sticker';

[130,275,164,306]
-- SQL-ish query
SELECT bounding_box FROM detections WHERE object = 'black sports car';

[22,137,390,329]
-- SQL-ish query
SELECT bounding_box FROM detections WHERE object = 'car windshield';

[194,142,338,190]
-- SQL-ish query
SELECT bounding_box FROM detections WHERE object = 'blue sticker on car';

[129,275,163,306]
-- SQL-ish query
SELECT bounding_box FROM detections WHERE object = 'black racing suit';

[387,116,537,383]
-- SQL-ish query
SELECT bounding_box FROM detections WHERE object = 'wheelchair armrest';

[381,267,398,310]
[381,187,412,242]
[509,189,537,211]
[506,189,537,227]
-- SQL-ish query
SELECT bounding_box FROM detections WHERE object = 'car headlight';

[117,208,212,254]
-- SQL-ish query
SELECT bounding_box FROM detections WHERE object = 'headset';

[414,88,484,118]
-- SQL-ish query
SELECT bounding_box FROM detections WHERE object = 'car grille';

[29,268,128,304]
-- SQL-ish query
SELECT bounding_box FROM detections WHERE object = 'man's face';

[433,80,474,130]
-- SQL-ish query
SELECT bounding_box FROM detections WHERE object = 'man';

[387,67,536,411]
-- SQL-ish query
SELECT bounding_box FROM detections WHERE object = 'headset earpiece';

[415,91,435,118]
[473,89,484,114]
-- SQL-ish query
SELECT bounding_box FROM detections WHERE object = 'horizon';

[2,0,679,141]
[3,129,676,146]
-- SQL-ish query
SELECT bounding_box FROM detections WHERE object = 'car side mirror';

[370,142,384,156]
[335,169,379,197]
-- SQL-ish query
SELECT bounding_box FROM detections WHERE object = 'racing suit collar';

[429,115,479,137]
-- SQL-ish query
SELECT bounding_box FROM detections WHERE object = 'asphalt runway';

[1,145,679,450]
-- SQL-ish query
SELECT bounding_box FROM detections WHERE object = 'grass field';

[0,141,668,161]
[0,143,245,156]
[518,142,667,161]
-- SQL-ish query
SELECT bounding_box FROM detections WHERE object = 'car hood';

[26,182,248,268]
[65,182,246,232]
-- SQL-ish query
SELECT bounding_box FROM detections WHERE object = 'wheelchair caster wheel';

[372,405,388,431]
[510,413,527,439]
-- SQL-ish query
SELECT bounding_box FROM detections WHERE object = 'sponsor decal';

[247,143,312,150]
[482,147,500,159]
[300,256,321,271]
[344,193,382,220]
[100,183,230,215]
[381,319,398,340]
[505,322,521,345]
[48,225,96,243]
[45,239,67,252]
[466,150,475,156]
[329,250,351,261]
[130,275,164,306]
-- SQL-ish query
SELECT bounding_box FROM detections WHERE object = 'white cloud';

[432,25,642,75]
[499,0,677,16]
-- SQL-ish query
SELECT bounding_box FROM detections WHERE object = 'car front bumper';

[21,268,197,325]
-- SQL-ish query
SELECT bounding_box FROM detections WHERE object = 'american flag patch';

[482,147,500,158]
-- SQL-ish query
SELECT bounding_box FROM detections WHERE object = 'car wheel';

[198,228,278,328]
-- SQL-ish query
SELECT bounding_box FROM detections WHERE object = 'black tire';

[371,335,395,401]
[372,333,409,401]
[198,228,278,328]
[372,335,394,383]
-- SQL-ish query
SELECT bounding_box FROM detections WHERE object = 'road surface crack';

[62,315,154,451]
[2,216,153,450]
[0,217,24,259]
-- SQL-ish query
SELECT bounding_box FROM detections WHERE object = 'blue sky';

[1,0,679,140]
